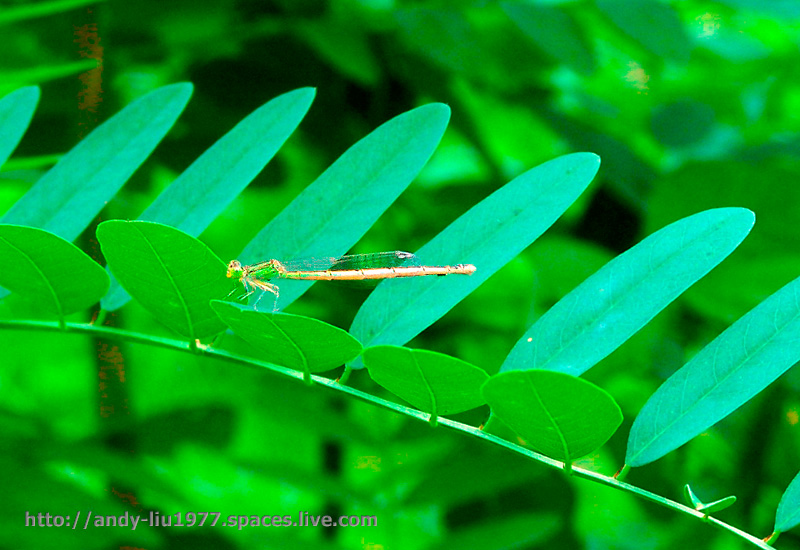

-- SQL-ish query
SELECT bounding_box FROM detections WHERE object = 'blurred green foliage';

[2,0,800,548]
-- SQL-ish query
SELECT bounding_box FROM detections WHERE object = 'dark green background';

[2,0,800,548]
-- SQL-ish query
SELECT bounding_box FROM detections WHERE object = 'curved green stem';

[0,317,773,549]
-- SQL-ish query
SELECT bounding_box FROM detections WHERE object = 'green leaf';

[0,0,105,26]
[101,87,315,311]
[211,301,362,378]
[699,496,736,515]
[362,345,488,419]
[684,484,703,509]
[351,152,600,355]
[776,471,800,533]
[596,0,691,62]
[651,100,716,149]
[684,485,737,515]
[626,274,800,467]
[394,7,493,76]
[482,370,623,463]
[646,161,800,321]
[296,21,379,86]
[1,83,192,242]
[96,220,233,340]
[0,224,108,319]
[234,103,451,309]
[716,0,800,18]
[502,208,755,375]
[0,62,98,98]
[0,86,39,168]
[502,3,594,74]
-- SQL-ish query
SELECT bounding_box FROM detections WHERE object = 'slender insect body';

[226,252,476,311]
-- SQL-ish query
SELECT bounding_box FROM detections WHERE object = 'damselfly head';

[226,260,243,278]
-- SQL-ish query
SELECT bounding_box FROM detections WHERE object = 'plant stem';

[0,317,774,550]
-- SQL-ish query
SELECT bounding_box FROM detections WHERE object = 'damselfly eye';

[226,260,243,277]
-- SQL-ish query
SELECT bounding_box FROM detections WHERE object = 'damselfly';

[227,251,476,310]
